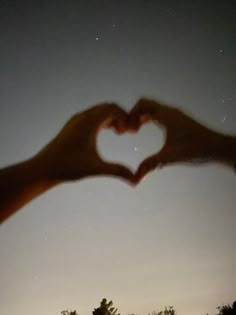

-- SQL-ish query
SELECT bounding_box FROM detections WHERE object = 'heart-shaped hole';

[97,122,165,172]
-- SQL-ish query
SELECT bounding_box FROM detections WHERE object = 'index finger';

[91,103,129,133]
[128,98,163,131]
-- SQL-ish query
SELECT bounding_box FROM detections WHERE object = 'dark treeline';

[61,298,236,315]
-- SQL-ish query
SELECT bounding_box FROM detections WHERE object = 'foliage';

[60,298,236,315]
[61,310,78,315]
[149,306,176,315]
[216,301,236,315]
[93,298,120,315]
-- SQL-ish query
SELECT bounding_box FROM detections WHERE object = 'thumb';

[98,161,135,184]
[135,150,167,183]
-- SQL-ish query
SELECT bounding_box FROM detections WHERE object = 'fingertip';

[126,115,142,132]
[133,170,146,185]
[117,167,136,182]
[135,155,160,181]
[97,103,128,129]
[111,118,129,134]
[123,174,139,187]
[102,162,135,184]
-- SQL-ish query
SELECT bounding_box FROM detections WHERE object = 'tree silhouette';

[61,310,78,315]
[216,301,236,315]
[149,306,176,315]
[60,298,236,315]
[93,298,120,315]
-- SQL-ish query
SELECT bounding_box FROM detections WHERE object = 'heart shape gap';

[97,122,165,172]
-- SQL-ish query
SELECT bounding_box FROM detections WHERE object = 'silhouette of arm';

[128,98,236,182]
[0,158,59,223]
[0,103,134,223]
[213,134,236,169]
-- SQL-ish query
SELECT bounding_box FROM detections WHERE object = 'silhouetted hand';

[128,98,227,182]
[36,103,134,183]
[0,103,137,223]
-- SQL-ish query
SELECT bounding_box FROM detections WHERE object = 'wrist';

[28,154,61,187]
[211,133,236,169]
[0,156,61,222]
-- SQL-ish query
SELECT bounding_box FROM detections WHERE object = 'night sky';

[0,1,235,315]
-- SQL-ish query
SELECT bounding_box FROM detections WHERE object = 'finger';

[128,98,162,131]
[92,103,128,130]
[85,103,129,136]
[110,117,129,134]
[97,161,136,184]
[134,149,168,183]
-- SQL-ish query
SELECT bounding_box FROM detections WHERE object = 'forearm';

[212,133,236,170]
[0,156,60,223]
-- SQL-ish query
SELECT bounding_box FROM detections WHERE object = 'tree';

[61,310,78,315]
[93,298,120,315]
[60,298,236,315]
[149,306,176,315]
[216,301,236,315]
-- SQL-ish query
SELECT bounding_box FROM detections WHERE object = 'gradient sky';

[0,1,235,315]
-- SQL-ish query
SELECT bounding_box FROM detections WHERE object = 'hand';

[35,103,135,184]
[128,98,222,182]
